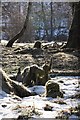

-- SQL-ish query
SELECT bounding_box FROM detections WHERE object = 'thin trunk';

[39,21,41,39]
[50,2,53,42]
[6,2,32,47]
[41,2,49,40]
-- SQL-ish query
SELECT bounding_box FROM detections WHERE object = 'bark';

[50,2,53,42]
[65,2,80,49]
[0,69,36,98]
[6,2,32,47]
[41,2,49,40]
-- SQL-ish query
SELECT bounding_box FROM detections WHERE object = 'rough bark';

[0,69,36,98]
[65,2,80,49]
[6,2,32,47]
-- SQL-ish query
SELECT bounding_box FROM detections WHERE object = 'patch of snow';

[29,86,45,94]
[0,76,80,119]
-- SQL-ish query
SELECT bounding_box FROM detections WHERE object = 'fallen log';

[0,69,36,98]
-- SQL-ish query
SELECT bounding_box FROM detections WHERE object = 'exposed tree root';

[0,68,36,98]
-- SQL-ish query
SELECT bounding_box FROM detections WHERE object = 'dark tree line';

[6,2,80,49]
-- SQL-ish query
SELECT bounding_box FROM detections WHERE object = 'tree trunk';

[50,2,53,42]
[65,2,80,49]
[6,2,32,47]
[41,2,49,40]
[0,69,36,98]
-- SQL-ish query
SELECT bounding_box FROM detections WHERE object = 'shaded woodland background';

[1,2,72,42]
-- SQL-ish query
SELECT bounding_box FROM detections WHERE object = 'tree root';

[0,68,36,98]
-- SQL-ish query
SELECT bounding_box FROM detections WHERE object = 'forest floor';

[0,41,80,119]
[1,41,80,76]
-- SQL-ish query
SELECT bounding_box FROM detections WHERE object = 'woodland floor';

[0,41,80,119]
[1,41,80,76]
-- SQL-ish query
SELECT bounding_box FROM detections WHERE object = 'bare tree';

[6,2,32,47]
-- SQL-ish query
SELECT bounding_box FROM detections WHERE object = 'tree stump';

[45,80,63,98]
[0,69,36,98]
[33,41,41,49]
